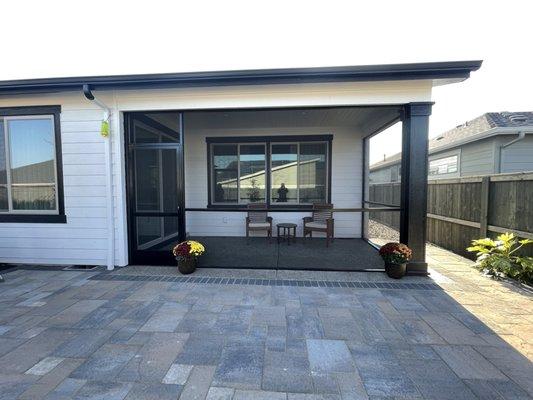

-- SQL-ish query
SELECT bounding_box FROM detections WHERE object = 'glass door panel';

[127,113,184,265]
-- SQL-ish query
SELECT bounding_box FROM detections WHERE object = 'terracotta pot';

[385,262,406,279]
[177,257,197,274]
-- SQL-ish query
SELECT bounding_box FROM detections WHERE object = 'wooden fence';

[369,172,533,258]
[367,182,401,230]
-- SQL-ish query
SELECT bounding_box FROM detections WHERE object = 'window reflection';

[239,145,265,203]
[213,145,238,203]
[271,144,298,203]
[0,121,6,211]
[211,141,329,205]
[133,114,180,143]
[0,120,6,186]
[2,118,57,212]
[299,143,327,203]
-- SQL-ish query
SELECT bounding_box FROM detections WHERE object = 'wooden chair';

[246,203,272,243]
[303,203,334,246]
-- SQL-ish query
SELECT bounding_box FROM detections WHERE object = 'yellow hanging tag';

[101,120,110,137]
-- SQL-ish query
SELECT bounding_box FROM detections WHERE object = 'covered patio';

[129,104,426,272]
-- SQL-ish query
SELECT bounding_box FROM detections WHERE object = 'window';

[429,155,458,176]
[212,143,266,204]
[0,106,65,222]
[209,136,330,207]
[271,143,327,203]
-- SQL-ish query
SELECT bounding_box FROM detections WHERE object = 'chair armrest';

[303,216,313,224]
[266,216,273,223]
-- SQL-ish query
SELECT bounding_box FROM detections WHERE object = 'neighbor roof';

[370,111,533,170]
[0,60,481,95]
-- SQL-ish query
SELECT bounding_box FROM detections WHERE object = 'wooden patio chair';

[246,203,272,243]
[303,203,334,247]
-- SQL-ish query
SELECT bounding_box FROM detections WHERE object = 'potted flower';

[379,242,412,279]
[172,240,205,274]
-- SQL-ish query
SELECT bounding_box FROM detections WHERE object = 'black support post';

[400,102,433,274]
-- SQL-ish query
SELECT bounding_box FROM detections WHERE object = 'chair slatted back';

[312,203,333,224]
[247,203,268,223]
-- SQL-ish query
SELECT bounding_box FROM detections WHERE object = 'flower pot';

[177,257,197,275]
[385,262,406,279]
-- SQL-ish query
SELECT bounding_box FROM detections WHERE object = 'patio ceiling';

[184,106,401,136]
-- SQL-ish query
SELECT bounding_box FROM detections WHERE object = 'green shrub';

[467,233,533,284]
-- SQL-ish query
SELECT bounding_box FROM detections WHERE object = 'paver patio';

[0,244,532,399]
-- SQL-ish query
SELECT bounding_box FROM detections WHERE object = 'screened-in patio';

[127,105,423,271]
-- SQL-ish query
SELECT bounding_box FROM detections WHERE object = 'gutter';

[83,84,115,271]
[501,130,526,149]
[0,60,482,95]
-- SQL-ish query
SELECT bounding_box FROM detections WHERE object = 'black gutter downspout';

[83,84,95,100]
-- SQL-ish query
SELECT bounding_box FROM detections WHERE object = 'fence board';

[369,172,533,258]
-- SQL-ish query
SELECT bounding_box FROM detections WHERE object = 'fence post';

[479,176,490,238]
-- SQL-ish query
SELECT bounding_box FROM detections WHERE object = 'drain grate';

[63,265,100,271]
[89,273,441,290]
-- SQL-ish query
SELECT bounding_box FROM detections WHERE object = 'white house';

[0,61,481,274]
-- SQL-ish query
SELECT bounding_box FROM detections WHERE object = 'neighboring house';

[0,60,481,274]
[370,112,533,183]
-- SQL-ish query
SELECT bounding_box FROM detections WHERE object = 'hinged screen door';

[126,112,185,265]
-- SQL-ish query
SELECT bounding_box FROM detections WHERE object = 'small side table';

[277,223,297,245]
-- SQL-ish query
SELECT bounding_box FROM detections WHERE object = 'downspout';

[83,84,115,271]
[498,131,526,173]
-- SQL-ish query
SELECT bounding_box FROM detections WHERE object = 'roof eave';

[0,60,482,96]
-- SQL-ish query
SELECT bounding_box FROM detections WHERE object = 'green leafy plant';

[467,232,533,284]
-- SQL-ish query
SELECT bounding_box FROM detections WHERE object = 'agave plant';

[467,233,533,284]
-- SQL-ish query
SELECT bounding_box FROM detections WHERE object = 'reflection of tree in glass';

[248,179,261,203]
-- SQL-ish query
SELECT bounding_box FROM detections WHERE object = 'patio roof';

[0,60,482,95]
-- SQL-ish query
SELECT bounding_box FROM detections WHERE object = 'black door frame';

[125,112,186,265]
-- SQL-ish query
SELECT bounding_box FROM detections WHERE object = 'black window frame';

[0,105,66,223]
[206,135,332,210]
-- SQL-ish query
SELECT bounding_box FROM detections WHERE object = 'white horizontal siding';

[0,94,115,266]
